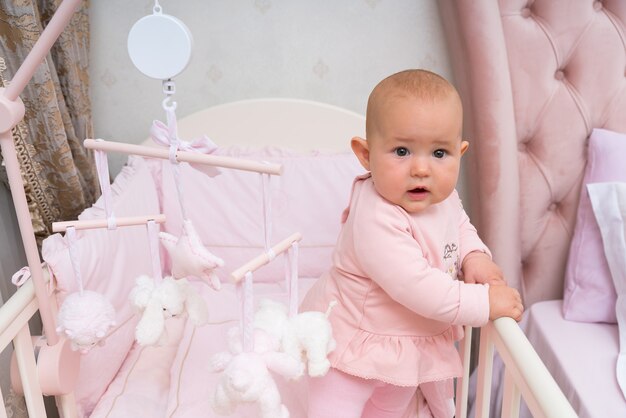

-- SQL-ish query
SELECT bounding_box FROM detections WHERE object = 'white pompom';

[57,290,116,354]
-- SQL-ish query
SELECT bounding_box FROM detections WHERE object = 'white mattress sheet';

[523,300,626,417]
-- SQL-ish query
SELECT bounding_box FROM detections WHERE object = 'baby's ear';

[351,137,370,171]
[460,140,469,156]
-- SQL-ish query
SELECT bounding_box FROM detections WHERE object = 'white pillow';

[587,181,626,400]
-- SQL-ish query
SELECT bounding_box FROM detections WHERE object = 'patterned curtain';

[0,0,98,248]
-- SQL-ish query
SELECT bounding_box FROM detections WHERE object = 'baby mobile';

[46,1,216,352]
[119,3,338,417]
[125,1,222,345]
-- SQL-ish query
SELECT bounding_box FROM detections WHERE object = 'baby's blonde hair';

[365,69,462,138]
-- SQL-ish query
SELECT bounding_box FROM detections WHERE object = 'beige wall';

[89,0,453,174]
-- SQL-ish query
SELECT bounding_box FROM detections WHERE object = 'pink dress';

[300,174,491,388]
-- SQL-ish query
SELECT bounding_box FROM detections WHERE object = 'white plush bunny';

[209,327,303,418]
[254,298,337,377]
[129,275,208,345]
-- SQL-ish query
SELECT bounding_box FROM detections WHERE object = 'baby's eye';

[394,147,409,157]
[433,149,446,158]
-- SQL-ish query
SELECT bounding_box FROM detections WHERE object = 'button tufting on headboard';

[439,0,626,305]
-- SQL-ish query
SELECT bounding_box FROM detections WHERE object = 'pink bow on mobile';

[150,118,221,178]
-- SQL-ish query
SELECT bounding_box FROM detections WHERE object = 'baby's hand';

[488,285,524,322]
[462,251,506,285]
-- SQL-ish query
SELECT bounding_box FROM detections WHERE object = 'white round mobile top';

[127,11,193,80]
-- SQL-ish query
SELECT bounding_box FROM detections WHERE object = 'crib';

[1,0,620,417]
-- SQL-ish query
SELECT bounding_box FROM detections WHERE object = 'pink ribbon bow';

[150,110,221,177]
[12,265,55,294]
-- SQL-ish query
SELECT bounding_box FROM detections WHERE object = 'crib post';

[501,367,521,418]
[0,131,58,344]
[56,392,78,418]
[455,325,473,418]
[474,325,494,418]
[12,326,47,417]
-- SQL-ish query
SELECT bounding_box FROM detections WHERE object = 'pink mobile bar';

[0,0,83,346]
[230,232,302,283]
[52,214,167,233]
[83,139,283,176]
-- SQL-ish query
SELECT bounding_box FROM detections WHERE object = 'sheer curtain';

[0,0,98,249]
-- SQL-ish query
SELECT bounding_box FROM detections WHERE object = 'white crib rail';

[0,276,78,418]
[457,318,578,418]
[0,279,46,417]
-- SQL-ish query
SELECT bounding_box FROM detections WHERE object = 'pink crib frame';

[0,1,577,417]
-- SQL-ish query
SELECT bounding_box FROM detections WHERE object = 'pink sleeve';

[350,194,489,327]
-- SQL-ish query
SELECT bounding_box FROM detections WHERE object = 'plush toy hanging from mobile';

[152,108,224,290]
[128,0,224,290]
[55,150,119,353]
[210,238,307,417]
[209,175,336,417]
[129,219,208,346]
[55,226,116,353]
[251,238,337,378]
[209,248,306,418]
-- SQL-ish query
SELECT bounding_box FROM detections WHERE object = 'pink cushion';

[563,129,625,323]
[157,147,365,282]
[42,156,162,416]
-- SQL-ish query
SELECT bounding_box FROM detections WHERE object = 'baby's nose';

[410,157,430,177]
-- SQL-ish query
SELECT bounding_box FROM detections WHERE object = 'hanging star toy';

[160,219,224,290]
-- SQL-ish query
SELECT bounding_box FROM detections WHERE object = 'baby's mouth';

[409,187,428,194]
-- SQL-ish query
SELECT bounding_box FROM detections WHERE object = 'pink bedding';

[40,146,365,417]
[86,278,423,418]
[88,280,314,418]
[523,301,625,417]
[88,317,186,417]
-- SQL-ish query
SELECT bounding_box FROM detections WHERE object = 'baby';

[301,69,523,418]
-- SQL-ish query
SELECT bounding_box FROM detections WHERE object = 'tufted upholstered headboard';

[438,0,626,306]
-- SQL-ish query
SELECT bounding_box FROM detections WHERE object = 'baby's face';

[364,94,467,214]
